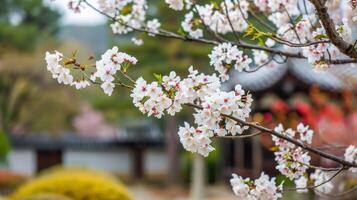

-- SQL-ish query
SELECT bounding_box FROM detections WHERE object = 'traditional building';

[8,122,167,181]
[222,59,357,178]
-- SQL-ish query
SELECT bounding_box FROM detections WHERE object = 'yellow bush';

[21,193,72,200]
[10,168,133,200]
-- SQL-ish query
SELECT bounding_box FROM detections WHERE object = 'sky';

[45,0,106,26]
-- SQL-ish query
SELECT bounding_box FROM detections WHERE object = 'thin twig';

[315,186,357,198]
[285,167,345,191]
[223,0,241,43]
[81,0,357,65]
[119,70,136,84]
[219,130,261,139]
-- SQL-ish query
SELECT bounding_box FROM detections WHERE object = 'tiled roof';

[227,59,357,92]
[11,123,164,150]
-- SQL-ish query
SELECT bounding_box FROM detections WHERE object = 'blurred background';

[0,0,356,199]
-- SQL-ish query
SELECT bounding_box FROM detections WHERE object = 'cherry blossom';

[344,145,357,172]
[45,0,357,198]
[181,12,203,39]
[209,43,251,81]
[297,123,314,144]
[165,0,184,11]
[99,0,148,35]
[72,80,90,89]
[45,51,74,86]
[178,122,215,157]
[129,66,252,156]
[310,170,334,194]
[131,37,144,46]
[230,172,283,200]
[272,124,312,180]
[294,176,308,193]
[146,19,161,36]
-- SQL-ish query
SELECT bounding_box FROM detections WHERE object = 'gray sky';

[45,0,106,26]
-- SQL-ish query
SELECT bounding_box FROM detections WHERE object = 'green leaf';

[294,15,303,24]
[244,24,255,38]
[122,63,130,73]
[71,50,78,57]
[153,73,163,84]
[314,34,328,40]
[177,27,186,36]
[258,38,265,46]
[211,1,220,9]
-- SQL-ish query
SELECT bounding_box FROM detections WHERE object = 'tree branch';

[185,103,357,168]
[309,0,357,59]
[82,0,357,65]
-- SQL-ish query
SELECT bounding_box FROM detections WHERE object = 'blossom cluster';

[194,1,249,35]
[165,0,191,11]
[178,122,215,157]
[91,46,137,96]
[208,43,252,81]
[344,145,357,173]
[48,1,357,198]
[45,51,92,90]
[65,0,356,73]
[130,67,252,156]
[230,172,283,200]
[45,47,137,96]
[310,170,334,194]
[180,0,249,39]
[99,0,161,39]
[272,123,313,190]
[255,0,355,71]
[101,0,148,35]
[68,0,161,45]
[45,51,75,86]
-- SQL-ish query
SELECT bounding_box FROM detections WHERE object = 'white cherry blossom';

[310,170,334,193]
[230,172,283,200]
[146,19,161,36]
[344,145,357,172]
[165,0,184,11]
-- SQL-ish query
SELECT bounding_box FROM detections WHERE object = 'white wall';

[8,149,36,175]
[7,148,168,178]
[144,150,168,175]
[63,150,132,175]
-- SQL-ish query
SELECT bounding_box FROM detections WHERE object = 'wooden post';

[234,140,244,169]
[252,137,262,178]
[132,147,144,179]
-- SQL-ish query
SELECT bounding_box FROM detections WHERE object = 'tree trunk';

[165,117,180,184]
[190,154,205,200]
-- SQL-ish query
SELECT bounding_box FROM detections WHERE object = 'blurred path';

[129,184,237,200]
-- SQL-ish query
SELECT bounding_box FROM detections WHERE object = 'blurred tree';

[0,0,60,52]
[0,130,11,162]
[0,0,81,137]
[78,1,213,192]
[0,43,83,135]
[87,1,212,121]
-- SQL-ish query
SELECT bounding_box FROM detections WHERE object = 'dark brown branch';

[185,103,357,168]
[309,0,357,60]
